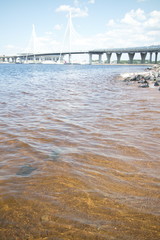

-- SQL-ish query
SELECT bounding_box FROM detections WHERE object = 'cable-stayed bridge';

[0,45,160,64]
[0,13,160,64]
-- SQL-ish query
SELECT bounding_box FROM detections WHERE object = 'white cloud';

[88,0,95,4]
[107,19,115,27]
[150,10,160,18]
[144,10,160,29]
[67,8,159,51]
[5,44,26,55]
[56,5,71,12]
[56,5,88,18]
[54,24,62,30]
[4,44,25,55]
[73,0,79,6]
[49,8,160,52]
[121,8,146,25]
[9,8,160,56]
[5,44,15,49]
[34,36,60,53]
[23,31,61,54]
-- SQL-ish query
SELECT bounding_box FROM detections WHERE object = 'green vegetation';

[118,59,160,64]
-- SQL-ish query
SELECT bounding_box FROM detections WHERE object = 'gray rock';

[144,75,151,81]
[136,75,143,81]
[123,77,131,82]
[138,79,148,84]
[139,82,149,88]
[16,165,37,176]
[130,76,137,81]
[50,148,62,161]
[154,81,159,86]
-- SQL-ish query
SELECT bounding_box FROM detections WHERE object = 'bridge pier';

[89,53,92,64]
[140,52,147,64]
[68,53,71,63]
[128,52,135,64]
[13,57,17,63]
[98,53,103,64]
[155,52,158,64]
[106,53,112,64]
[116,53,122,64]
[150,52,153,63]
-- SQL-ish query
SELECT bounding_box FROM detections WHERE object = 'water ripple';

[0,64,159,240]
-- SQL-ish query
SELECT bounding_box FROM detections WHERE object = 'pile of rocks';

[121,64,160,90]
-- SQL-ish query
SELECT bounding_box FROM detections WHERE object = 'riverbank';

[120,64,160,90]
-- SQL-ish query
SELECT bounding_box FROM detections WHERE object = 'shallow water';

[0,64,160,240]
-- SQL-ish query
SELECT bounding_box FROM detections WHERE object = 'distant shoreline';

[0,62,155,66]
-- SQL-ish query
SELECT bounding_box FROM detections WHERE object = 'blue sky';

[0,0,160,55]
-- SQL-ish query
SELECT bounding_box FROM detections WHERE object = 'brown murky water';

[0,64,160,240]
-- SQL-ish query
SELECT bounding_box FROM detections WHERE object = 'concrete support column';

[155,52,158,64]
[68,53,71,64]
[116,53,122,64]
[19,57,22,63]
[13,57,17,63]
[98,54,103,64]
[150,52,153,63]
[128,52,135,64]
[140,52,147,64]
[89,53,92,64]
[106,53,112,64]
[60,55,64,63]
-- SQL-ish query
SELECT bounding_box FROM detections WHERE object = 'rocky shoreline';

[120,64,160,90]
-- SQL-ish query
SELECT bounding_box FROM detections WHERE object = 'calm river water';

[0,64,160,240]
